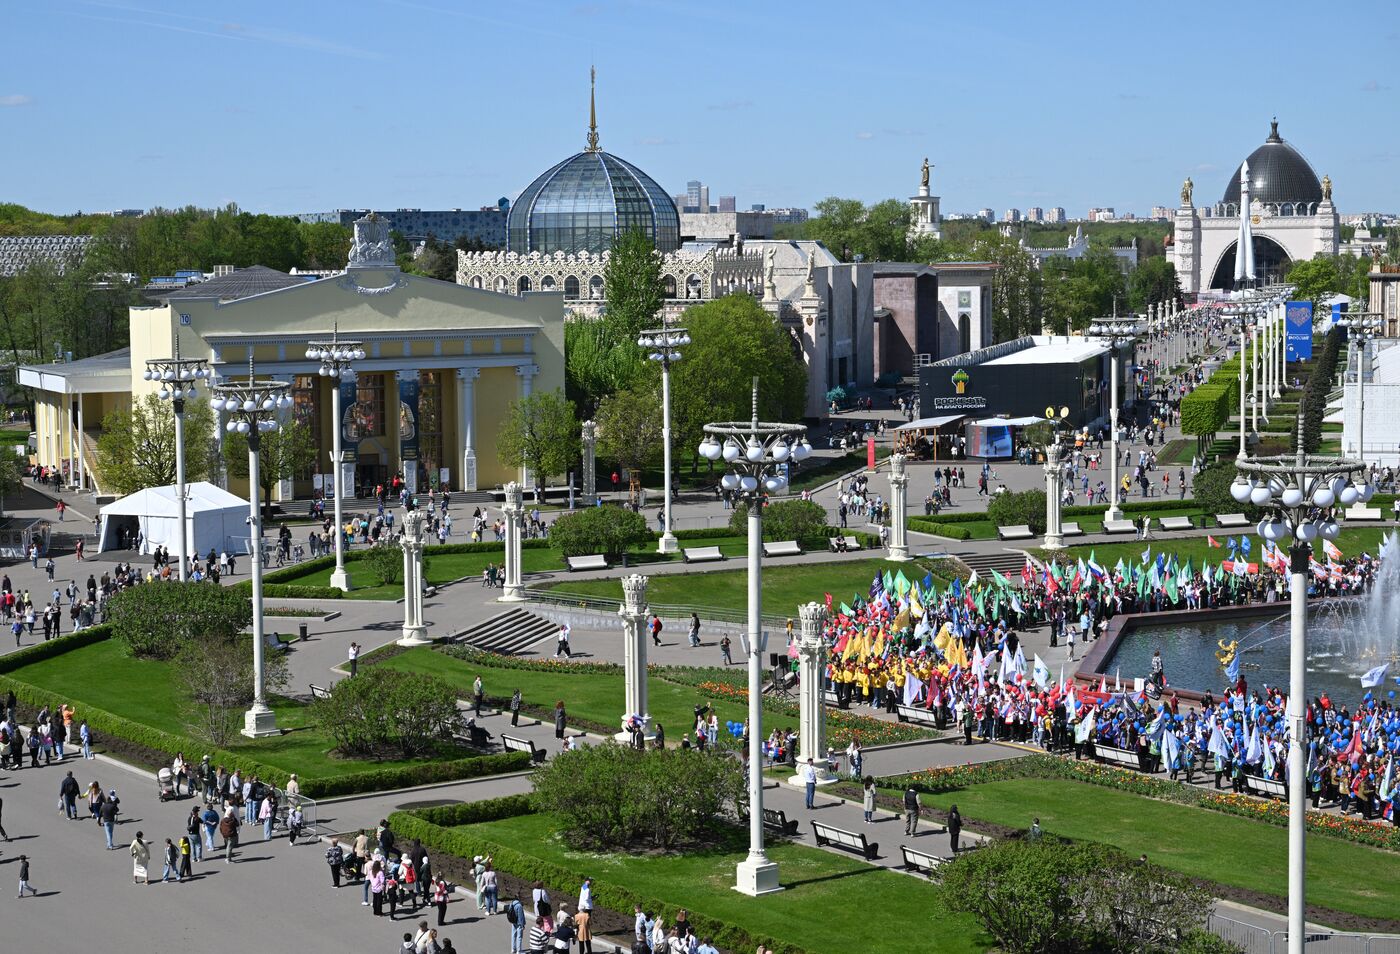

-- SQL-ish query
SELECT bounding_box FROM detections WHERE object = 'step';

[451,608,557,656]
[957,550,1027,575]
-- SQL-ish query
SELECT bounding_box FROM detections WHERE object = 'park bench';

[1102,519,1137,535]
[762,807,799,837]
[827,535,863,552]
[894,703,940,728]
[1158,516,1195,531]
[454,722,493,750]
[1244,775,1287,799]
[265,631,292,652]
[901,844,944,876]
[683,546,725,564]
[308,683,332,700]
[1062,521,1084,537]
[1215,513,1250,528]
[501,733,546,763]
[823,689,839,707]
[762,540,803,558]
[1093,743,1142,770]
[1344,504,1383,522]
[565,554,610,572]
[810,820,878,860]
[997,524,1034,541]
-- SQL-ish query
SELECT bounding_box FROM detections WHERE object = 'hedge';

[390,798,811,954]
[0,628,531,798]
[909,518,974,540]
[1181,385,1230,440]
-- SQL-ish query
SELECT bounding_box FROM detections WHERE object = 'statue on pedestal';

[1180,177,1193,208]
[921,157,930,190]
[1321,174,1332,203]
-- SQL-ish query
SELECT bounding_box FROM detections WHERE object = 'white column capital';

[456,367,481,381]
[515,363,540,378]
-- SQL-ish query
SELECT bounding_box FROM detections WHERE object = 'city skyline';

[4,1,1399,218]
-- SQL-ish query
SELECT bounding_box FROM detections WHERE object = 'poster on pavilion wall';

[398,375,420,493]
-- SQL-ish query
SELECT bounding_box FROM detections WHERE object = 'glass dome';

[1221,120,1322,207]
[507,151,680,255]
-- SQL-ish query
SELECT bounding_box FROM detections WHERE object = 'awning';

[968,416,1044,428]
[896,414,965,431]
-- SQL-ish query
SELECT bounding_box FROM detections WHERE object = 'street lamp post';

[1233,428,1372,954]
[211,360,294,739]
[1227,302,1257,459]
[305,326,365,591]
[697,380,810,897]
[1040,406,1070,551]
[1088,316,1142,522]
[1339,313,1383,462]
[143,336,210,582]
[640,322,690,553]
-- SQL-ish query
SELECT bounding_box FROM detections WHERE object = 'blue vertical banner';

[1285,301,1314,362]
[398,374,420,493]
[338,377,360,500]
[1331,301,1348,325]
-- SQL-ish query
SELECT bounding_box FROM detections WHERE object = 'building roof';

[870,262,936,278]
[160,265,312,302]
[983,337,1107,366]
[17,347,131,394]
[1221,120,1323,207]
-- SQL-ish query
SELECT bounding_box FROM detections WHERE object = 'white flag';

[1033,654,1051,689]
[1361,663,1390,689]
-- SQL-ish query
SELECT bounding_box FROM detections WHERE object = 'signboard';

[931,395,988,411]
[1331,301,1348,325]
[438,467,451,488]
[311,473,323,492]
[338,377,360,499]
[398,375,420,492]
[1285,301,1314,361]
[866,437,876,471]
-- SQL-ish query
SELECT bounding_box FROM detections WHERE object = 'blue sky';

[3,0,1398,218]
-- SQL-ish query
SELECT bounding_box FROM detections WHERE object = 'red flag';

[824,592,833,610]
[1207,535,1222,548]
[1021,561,1033,585]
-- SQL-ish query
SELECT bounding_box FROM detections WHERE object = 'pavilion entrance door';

[357,453,386,498]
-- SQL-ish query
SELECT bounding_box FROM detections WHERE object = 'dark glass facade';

[507,151,680,255]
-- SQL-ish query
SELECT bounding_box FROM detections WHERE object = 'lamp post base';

[1105,505,1124,523]
[329,567,351,592]
[1042,534,1064,551]
[786,767,839,789]
[886,546,909,562]
[241,705,279,739]
[499,585,526,603]
[657,532,679,554]
[398,627,432,647]
[733,856,783,897]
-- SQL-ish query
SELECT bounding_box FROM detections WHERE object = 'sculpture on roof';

[1181,177,1193,208]
[921,157,930,190]
[805,247,817,293]
[1321,174,1332,203]
[348,212,395,268]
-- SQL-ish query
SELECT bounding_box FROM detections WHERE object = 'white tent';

[98,482,251,557]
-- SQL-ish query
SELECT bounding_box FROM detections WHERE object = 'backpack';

[505,905,518,925]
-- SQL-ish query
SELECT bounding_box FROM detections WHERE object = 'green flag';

[883,570,894,594]
[1164,576,1179,604]
[991,568,1010,589]
[894,570,910,596]
[839,602,853,617]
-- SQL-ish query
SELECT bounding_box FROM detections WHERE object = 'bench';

[901,844,944,876]
[894,703,940,727]
[1062,521,1084,537]
[811,820,878,860]
[308,683,332,700]
[454,722,494,750]
[997,524,1034,540]
[762,540,803,558]
[1102,519,1137,535]
[1215,512,1250,528]
[565,554,610,572]
[683,546,726,564]
[762,807,799,837]
[1244,774,1288,799]
[1344,504,1383,522]
[501,733,546,763]
[1093,743,1142,770]
[827,535,863,553]
[1158,515,1195,532]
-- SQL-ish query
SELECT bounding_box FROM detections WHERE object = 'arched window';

[662,275,677,298]
[495,277,508,293]
[589,275,604,299]
[958,313,971,354]
[518,276,532,293]
[686,274,702,299]
[470,276,482,289]
[564,276,580,298]
[541,275,556,291]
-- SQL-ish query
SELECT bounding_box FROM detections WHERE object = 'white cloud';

[856,131,874,140]
[0,94,33,107]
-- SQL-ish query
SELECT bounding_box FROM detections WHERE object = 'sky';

[3,0,1399,219]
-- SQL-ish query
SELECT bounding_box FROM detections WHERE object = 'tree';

[564,319,646,418]
[728,499,829,544]
[106,583,253,660]
[548,506,652,560]
[665,295,807,472]
[311,668,460,759]
[958,231,1044,341]
[987,489,1048,535]
[1285,255,1341,305]
[1128,256,1179,311]
[601,227,665,346]
[95,394,217,496]
[1041,246,1127,333]
[175,634,289,745]
[361,538,403,586]
[401,233,458,282]
[594,386,661,500]
[496,388,578,500]
[223,423,318,524]
[807,197,912,262]
[0,456,23,516]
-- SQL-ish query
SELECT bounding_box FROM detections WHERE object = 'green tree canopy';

[807,197,912,262]
[107,583,254,660]
[1127,256,1180,311]
[95,394,218,496]
[496,388,578,498]
[223,422,317,522]
[602,227,665,346]
[1041,246,1127,334]
[564,319,646,417]
[1286,253,1370,305]
[594,386,662,490]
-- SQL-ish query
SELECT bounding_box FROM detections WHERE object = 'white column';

[1251,327,1261,434]
[329,376,351,592]
[657,360,678,554]
[515,365,537,492]
[1042,442,1064,550]
[1238,326,1249,459]
[887,453,909,561]
[788,601,836,787]
[398,509,431,645]
[242,432,278,738]
[499,481,526,602]
[1107,345,1123,522]
[581,420,597,506]
[456,368,479,492]
[76,393,85,491]
[173,398,189,582]
[614,574,655,741]
[63,395,74,486]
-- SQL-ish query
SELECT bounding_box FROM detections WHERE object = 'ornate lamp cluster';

[210,359,293,435]
[638,326,689,362]
[305,332,366,377]
[697,413,812,496]
[1232,443,1374,542]
[143,338,210,402]
[1087,317,1142,340]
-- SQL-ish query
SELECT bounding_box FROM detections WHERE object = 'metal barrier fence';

[1207,914,1400,954]
[523,584,787,630]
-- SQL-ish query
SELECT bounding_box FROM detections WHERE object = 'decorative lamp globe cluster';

[1339,314,1383,338]
[638,328,689,363]
[1088,318,1142,339]
[143,361,210,401]
[306,341,366,377]
[697,429,812,496]
[1230,467,1374,542]
[210,390,294,434]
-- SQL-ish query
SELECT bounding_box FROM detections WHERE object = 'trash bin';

[298,623,308,642]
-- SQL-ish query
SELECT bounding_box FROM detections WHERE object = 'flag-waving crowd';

[817,540,1398,824]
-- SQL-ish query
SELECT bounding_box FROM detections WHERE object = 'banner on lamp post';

[1285,301,1314,362]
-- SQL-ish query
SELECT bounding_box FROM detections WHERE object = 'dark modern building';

[871,263,939,379]
[295,207,508,248]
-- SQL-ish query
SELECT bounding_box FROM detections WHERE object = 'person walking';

[506,895,526,954]
[473,676,484,717]
[553,701,566,741]
[59,770,80,819]
[0,795,9,841]
[948,804,963,855]
[509,689,522,728]
[130,832,151,884]
[348,641,360,677]
[159,837,179,883]
[903,785,920,835]
[99,791,119,849]
[219,808,240,863]
[370,860,386,916]
[186,807,203,863]
[687,612,700,648]
[16,854,35,898]
[433,874,449,926]
[862,776,876,824]
[326,840,344,887]
[719,635,732,666]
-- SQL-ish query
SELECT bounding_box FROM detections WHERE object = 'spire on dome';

[586,66,600,153]
[1267,117,1281,143]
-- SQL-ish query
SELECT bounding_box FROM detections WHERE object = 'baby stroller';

[157,767,177,802]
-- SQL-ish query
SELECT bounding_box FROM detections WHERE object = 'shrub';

[531,743,745,850]
[548,505,652,560]
[311,668,460,759]
[987,489,1047,535]
[908,519,973,540]
[361,539,404,586]
[1180,385,1229,444]
[106,583,253,660]
[825,385,849,408]
[728,498,828,543]
[1192,461,1259,523]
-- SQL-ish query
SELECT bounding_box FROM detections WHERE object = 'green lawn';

[905,777,1400,923]
[377,646,752,739]
[465,812,987,954]
[539,556,946,617]
[0,428,29,446]
[10,639,435,778]
[1039,526,1390,570]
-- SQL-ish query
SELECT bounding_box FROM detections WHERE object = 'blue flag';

[1225,653,1241,683]
[1226,537,1237,554]
[922,573,934,591]
[1240,536,1252,555]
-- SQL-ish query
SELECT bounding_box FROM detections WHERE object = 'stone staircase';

[449,607,557,656]
[956,549,1028,578]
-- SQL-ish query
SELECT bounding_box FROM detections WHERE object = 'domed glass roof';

[1221,120,1322,207]
[506,151,680,256]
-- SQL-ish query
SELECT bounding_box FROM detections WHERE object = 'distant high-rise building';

[977,208,995,223]
[686,180,702,210]
[1003,208,1022,223]
[765,208,808,224]
[718,195,736,213]
[1025,207,1044,223]
[1047,207,1066,223]
[750,203,766,212]
[1150,206,1172,220]
[699,186,710,214]
[1087,207,1115,222]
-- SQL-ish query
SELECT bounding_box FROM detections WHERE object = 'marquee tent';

[98,482,250,557]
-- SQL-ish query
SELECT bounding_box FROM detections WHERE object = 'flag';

[1240,536,1252,555]
[1245,727,1262,765]
[1207,535,1222,548]
[839,601,853,617]
[1207,722,1230,758]
[1099,673,1107,693]
[967,569,979,588]
[991,568,1010,589]
[1114,667,1122,692]
[1013,644,1027,680]
[1162,729,1181,772]
[1088,556,1106,581]
[824,592,833,610]
[1225,652,1241,684]
[1226,537,1237,554]
[903,672,925,705]
[1139,545,1151,565]
[1362,663,1390,689]
[1323,539,1342,561]
[1033,654,1051,688]
[1074,709,1096,743]
[1010,594,1023,615]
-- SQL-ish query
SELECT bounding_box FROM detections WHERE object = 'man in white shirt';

[348,641,360,677]
[577,876,592,915]
[801,758,818,809]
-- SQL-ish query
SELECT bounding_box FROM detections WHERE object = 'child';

[17,854,35,897]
